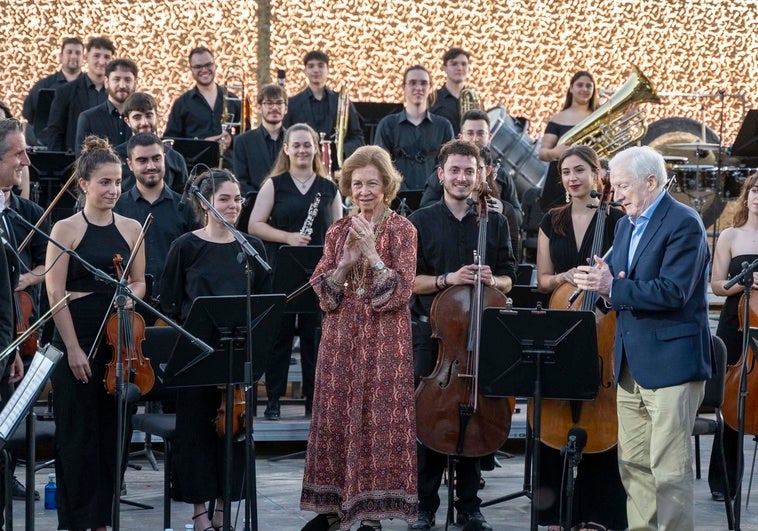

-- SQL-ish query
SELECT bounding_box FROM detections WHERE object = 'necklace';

[292,174,316,189]
[351,208,391,296]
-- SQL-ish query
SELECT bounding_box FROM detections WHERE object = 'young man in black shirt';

[430,47,471,136]
[408,139,516,531]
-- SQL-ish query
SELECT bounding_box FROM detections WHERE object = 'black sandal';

[356,520,382,530]
[192,510,214,531]
[302,513,341,531]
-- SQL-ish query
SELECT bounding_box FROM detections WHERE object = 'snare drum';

[722,167,758,199]
[671,165,718,193]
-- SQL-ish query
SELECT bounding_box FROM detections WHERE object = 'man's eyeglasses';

[261,100,286,107]
[190,62,215,72]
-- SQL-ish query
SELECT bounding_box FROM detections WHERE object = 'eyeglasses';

[261,100,286,107]
[190,62,215,72]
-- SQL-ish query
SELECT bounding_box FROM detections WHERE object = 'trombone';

[219,63,252,167]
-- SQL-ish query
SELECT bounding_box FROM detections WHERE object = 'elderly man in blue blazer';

[574,145,712,530]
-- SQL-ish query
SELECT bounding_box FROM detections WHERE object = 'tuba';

[557,65,660,158]
[460,86,484,120]
[335,82,351,168]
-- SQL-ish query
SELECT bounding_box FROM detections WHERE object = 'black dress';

[539,122,573,211]
[51,212,131,530]
[709,253,758,496]
[536,205,627,529]
[260,174,337,407]
[160,231,270,503]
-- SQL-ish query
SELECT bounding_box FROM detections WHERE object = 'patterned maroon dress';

[301,211,418,529]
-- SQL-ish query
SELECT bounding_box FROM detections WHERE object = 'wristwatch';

[372,260,387,272]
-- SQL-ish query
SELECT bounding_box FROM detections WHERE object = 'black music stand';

[164,294,285,531]
[479,306,598,531]
[391,190,423,216]
[168,138,220,173]
[273,246,323,314]
[27,150,76,217]
[32,89,56,142]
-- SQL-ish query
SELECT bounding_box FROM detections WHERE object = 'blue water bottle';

[44,473,57,510]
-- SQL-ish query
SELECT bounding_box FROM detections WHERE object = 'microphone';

[178,169,198,210]
[564,427,588,473]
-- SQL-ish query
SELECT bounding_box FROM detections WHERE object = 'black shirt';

[22,70,76,144]
[7,193,48,312]
[373,110,454,191]
[430,85,461,136]
[164,85,241,139]
[114,185,198,293]
[408,199,517,318]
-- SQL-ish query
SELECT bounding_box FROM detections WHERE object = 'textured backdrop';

[1,0,755,143]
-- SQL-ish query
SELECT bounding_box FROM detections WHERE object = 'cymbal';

[667,142,721,151]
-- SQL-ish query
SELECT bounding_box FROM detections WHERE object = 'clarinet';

[300,193,322,236]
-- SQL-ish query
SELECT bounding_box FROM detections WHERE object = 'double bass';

[415,192,514,457]
[532,177,618,453]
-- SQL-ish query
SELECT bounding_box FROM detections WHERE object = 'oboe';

[300,192,322,236]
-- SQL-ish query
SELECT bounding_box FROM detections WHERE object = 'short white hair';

[609,146,667,189]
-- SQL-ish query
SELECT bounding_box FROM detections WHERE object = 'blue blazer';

[608,192,712,389]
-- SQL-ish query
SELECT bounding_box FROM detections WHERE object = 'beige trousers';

[616,364,705,531]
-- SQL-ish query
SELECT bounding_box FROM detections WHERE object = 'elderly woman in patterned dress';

[300,145,418,531]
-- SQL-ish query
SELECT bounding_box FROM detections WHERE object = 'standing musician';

[535,145,626,531]
[708,172,758,502]
[538,71,599,211]
[45,136,146,531]
[160,169,270,531]
[429,47,471,136]
[163,47,239,166]
[408,139,516,530]
[574,145,712,530]
[373,65,454,191]
[300,145,417,531]
[247,123,342,419]
[282,50,364,171]
[234,83,288,194]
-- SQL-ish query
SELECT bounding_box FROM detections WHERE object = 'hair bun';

[80,135,112,155]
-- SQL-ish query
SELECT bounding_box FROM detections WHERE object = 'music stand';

[391,190,423,215]
[731,109,758,158]
[273,246,323,314]
[27,150,76,218]
[167,138,220,173]
[479,306,598,531]
[163,294,285,531]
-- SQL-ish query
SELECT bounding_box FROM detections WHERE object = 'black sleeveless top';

[66,212,131,293]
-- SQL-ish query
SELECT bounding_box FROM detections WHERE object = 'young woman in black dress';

[160,169,270,531]
[247,123,343,419]
[46,136,146,531]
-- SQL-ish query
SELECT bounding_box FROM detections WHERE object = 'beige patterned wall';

[1,0,756,144]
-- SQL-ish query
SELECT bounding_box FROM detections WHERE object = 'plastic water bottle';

[184,525,194,530]
[44,473,56,510]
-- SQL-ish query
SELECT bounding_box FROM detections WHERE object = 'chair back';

[701,335,728,410]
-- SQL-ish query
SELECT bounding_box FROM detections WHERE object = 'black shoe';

[302,513,339,531]
[264,398,280,420]
[712,491,725,502]
[408,510,435,530]
[457,510,492,530]
[12,477,40,501]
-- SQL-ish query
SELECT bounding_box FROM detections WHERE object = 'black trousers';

[264,313,319,405]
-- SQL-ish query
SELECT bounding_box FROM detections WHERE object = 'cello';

[415,192,514,458]
[531,176,619,454]
[722,291,758,434]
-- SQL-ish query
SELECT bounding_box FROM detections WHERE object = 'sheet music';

[0,345,62,444]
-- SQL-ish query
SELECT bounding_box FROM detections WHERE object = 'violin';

[14,290,38,357]
[103,254,155,396]
[723,292,758,434]
[533,175,618,453]
[215,386,247,440]
[415,193,514,457]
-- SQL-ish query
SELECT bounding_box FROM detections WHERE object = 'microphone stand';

[725,258,758,530]
[3,208,214,531]
[189,184,271,531]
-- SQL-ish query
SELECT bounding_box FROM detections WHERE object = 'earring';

[565,190,570,203]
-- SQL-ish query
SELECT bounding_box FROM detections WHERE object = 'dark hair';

[256,84,287,105]
[192,168,239,224]
[438,139,481,168]
[442,47,470,66]
[732,172,758,227]
[85,36,115,54]
[124,92,157,117]
[303,50,329,66]
[0,102,13,120]
[268,123,326,179]
[0,119,23,158]
[403,64,430,85]
[460,109,490,130]
[74,136,121,199]
[126,132,163,158]
[479,146,501,198]
[562,71,599,111]
[61,37,83,51]
[339,146,401,206]
[550,145,602,236]
[189,46,213,63]
[105,58,138,78]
